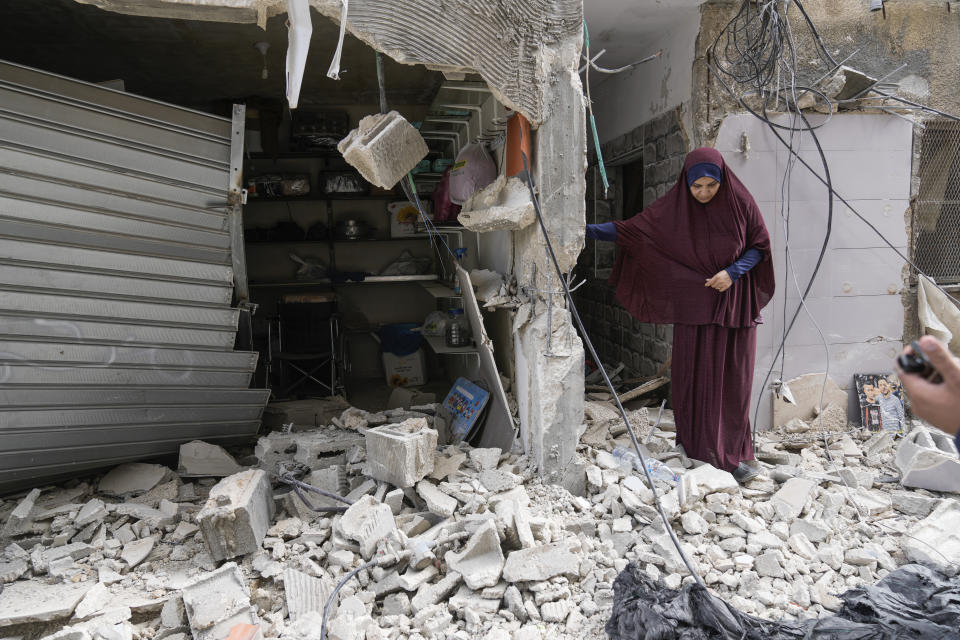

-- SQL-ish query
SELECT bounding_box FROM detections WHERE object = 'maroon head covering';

[610,147,775,328]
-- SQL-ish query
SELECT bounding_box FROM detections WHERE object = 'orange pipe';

[504,112,531,177]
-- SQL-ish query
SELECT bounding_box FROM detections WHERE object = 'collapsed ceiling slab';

[72,0,584,124]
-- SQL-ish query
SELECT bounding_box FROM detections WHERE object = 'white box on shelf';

[382,349,427,387]
[389,201,433,238]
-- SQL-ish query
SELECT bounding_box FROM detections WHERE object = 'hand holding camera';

[896,335,960,437]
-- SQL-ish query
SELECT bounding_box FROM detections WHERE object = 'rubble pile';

[0,401,957,640]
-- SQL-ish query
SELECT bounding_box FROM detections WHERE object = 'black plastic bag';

[606,563,960,640]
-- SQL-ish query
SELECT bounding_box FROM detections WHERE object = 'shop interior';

[0,0,518,415]
[242,85,516,411]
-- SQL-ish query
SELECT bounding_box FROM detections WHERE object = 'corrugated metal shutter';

[0,60,269,492]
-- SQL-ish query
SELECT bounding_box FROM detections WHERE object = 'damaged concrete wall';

[77,0,583,126]
[694,1,960,427]
[589,11,702,144]
[513,35,587,488]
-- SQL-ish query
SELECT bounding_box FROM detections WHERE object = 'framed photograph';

[854,373,905,433]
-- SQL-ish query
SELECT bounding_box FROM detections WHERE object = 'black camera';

[897,340,943,383]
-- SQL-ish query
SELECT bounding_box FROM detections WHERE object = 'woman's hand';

[705,270,733,292]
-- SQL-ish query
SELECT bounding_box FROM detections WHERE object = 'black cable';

[320,559,378,640]
[277,472,353,513]
[517,152,706,588]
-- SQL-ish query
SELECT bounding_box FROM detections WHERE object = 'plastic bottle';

[445,309,470,347]
[612,446,679,484]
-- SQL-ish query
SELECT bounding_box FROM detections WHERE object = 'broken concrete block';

[338,495,397,560]
[283,568,332,621]
[338,111,429,189]
[363,419,438,489]
[685,464,738,495]
[120,537,154,568]
[293,430,364,470]
[0,580,93,625]
[890,491,940,518]
[181,563,260,640]
[444,521,505,590]
[2,488,40,537]
[74,499,107,529]
[773,373,847,428]
[161,594,186,628]
[178,440,244,477]
[98,463,172,496]
[896,427,960,493]
[902,500,960,576]
[458,175,536,232]
[197,470,275,561]
[469,448,502,471]
[410,571,462,614]
[770,478,816,520]
[74,582,111,620]
[502,542,581,583]
[430,450,467,482]
[415,481,457,517]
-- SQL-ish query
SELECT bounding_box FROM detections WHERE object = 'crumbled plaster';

[78,0,584,125]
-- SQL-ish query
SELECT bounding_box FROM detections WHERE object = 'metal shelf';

[249,274,438,288]
[424,334,478,355]
[246,237,430,246]
[245,194,398,202]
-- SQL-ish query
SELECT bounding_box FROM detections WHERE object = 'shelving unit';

[249,275,439,288]
[424,334,478,356]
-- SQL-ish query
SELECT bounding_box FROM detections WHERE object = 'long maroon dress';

[610,148,775,472]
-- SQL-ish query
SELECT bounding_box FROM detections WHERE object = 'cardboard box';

[383,349,427,387]
[389,200,433,237]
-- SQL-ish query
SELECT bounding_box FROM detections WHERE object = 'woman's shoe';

[732,462,759,484]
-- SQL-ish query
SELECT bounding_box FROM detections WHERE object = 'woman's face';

[690,177,720,204]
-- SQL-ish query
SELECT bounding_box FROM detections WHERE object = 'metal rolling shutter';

[0,60,268,492]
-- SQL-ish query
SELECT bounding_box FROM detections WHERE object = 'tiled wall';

[714,113,913,427]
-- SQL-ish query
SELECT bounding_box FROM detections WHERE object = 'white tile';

[772,247,834,300]
[769,295,903,347]
[775,148,911,201]
[715,114,782,153]
[830,248,906,297]
[766,113,914,151]
[770,199,909,251]
[722,151,779,202]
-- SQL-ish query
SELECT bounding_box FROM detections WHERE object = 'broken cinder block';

[338,111,429,189]
[181,562,261,640]
[197,470,275,561]
[363,419,438,489]
[895,426,960,493]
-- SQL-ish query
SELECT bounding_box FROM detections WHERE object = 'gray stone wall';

[574,109,686,377]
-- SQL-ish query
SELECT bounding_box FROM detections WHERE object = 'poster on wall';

[854,373,906,434]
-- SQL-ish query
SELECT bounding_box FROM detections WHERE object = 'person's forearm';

[586,222,617,242]
[724,247,762,282]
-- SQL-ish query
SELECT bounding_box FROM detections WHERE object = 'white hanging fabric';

[326,0,349,80]
[284,0,312,108]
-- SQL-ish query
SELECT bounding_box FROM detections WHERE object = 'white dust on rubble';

[0,401,957,639]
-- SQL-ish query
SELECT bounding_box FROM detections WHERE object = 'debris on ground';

[0,397,957,639]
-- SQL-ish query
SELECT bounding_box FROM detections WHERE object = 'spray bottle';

[453,247,468,295]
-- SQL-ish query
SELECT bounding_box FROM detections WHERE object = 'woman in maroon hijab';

[586,147,775,483]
